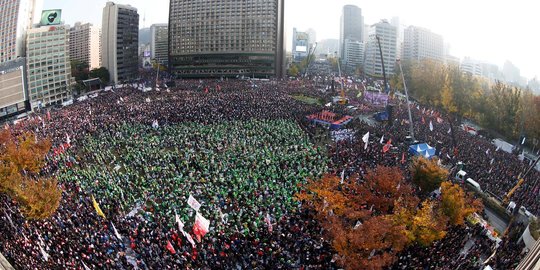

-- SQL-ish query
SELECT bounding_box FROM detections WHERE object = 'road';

[484,206,509,234]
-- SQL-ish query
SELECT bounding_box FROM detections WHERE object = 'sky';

[43,0,539,79]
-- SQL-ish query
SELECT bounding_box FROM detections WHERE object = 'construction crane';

[375,35,389,93]
[335,57,347,105]
[503,155,540,205]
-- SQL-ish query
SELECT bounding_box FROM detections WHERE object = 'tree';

[70,60,90,82]
[297,169,420,270]
[439,181,483,226]
[288,64,300,77]
[410,156,448,196]
[0,130,61,219]
[89,67,110,84]
[411,200,447,246]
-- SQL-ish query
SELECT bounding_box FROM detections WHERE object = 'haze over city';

[44,0,539,79]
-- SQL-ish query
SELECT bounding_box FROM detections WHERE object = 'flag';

[522,137,526,145]
[166,240,176,254]
[91,195,106,219]
[175,210,185,233]
[264,213,273,233]
[380,135,384,144]
[362,132,370,150]
[447,127,451,134]
[40,245,49,261]
[429,121,434,131]
[187,195,201,212]
[490,158,495,165]
[485,149,490,155]
[401,153,406,164]
[437,117,443,123]
[66,134,71,145]
[46,110,51,121]
[396,182,401,190]
[496,146,500,152]
[82,262,91,270]
[422,117,425,124]
[112,222,122,240]
[340,170,345,184]
[4,123,8,130]
[184,232,196,248]
[193,213,210,242]
[382,139,392,153]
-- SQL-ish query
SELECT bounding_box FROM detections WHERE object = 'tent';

[409,143,437,159]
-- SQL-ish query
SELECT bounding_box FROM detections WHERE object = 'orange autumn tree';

[0,130,61,219]
[440,181,483,226]
[297,166,418,270]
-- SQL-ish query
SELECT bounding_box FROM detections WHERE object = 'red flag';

[382,139,392,153]
[204,87,209,93]
[217,85,221,91]
[47,110,51,121]
[421,117,425,124]
[166,240,176,254]
[193,213,210,242]
[401,153,406,164]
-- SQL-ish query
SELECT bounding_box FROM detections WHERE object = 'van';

[465,178,482,192]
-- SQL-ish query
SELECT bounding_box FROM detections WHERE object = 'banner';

[187,195,201,211]
[193,213,210,242]
[364,91,388,106]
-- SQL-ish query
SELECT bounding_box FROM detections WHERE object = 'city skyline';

[42,0,538,79]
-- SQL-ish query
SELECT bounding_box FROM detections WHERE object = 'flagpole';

[397,59,415,141]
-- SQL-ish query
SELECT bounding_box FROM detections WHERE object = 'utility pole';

[397,59,415,141]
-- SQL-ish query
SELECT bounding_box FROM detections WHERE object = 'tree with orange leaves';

[0,130,61,219]
[439,181,483,226]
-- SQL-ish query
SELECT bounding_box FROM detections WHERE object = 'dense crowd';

[0,78,536,269]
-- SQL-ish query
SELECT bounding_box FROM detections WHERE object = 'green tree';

[89,67,110,84]
[288,64,299,77]
[70,60,90,82]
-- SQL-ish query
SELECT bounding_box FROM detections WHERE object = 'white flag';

[447,128,451,134]
[490,158,495,165]
[429,121,434,131]
[40,245,50,261]
[362,132,370,150]
[175,210,185,233]
[340,170,345,184]
[187,195,201,211]
[522,137,526,145]
[380,135,384,144]
[265,213,273,233]
[112,222,122,240]
[82,262,91,270]
[354,221,362,229]
[486,149,490,155]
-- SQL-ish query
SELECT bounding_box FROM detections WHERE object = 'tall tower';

[364,20,398,77]
[339,5,363,59]
[0,0,40,63]
[168,0,285,78]
[101,1,139,83]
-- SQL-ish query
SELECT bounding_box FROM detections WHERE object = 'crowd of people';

[0,77,536,269]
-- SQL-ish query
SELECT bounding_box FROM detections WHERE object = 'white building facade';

[402,26,444,62]
[0,0,41,64]
[150,23,168,65]
[343,39,364,73]
[26,25,72,110]
[364,20,397,77]
[69,22,101,70]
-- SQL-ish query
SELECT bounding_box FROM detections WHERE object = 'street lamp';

[397,58,415,141]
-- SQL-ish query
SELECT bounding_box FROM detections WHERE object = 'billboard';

[295,46,307,52]
[40,10,62,26]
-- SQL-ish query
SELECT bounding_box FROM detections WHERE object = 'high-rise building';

[403,26,444,63]
[343,39,364,73]
[69,22,101,70]
[0,58,30,119]
[0,0,40,64]
[460,57,483,77]
[306,28,317,48]
[150,23,168,66]
[292,28,309,62]
[102,1,139,83]
[169,0,285,78]
[26,25,72,110]
[339,5,363,59]
[503,60,521,84]
[364,20,397,77]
